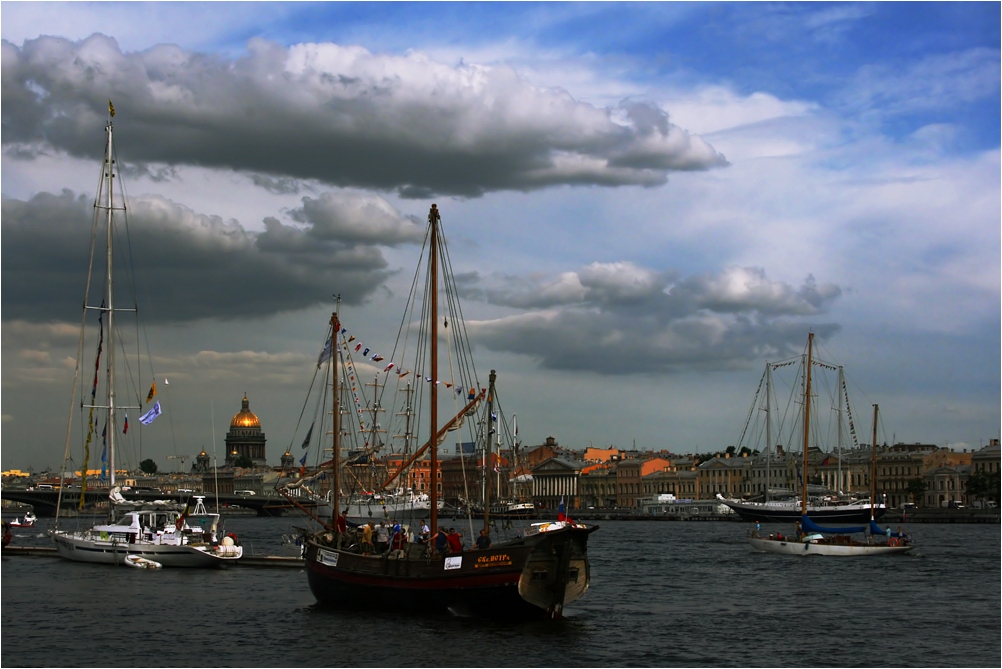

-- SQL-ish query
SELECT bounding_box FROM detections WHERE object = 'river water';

[2,516,998,667]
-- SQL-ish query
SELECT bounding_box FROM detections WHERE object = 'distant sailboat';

[720,343,886,523]
[747,334,914,556]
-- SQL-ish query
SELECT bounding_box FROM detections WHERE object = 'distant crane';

[166,455,189,473]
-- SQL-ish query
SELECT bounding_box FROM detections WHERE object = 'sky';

[2,2,999,473]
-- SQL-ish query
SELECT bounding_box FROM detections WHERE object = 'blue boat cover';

[869,519,906,538]
[800,514,867,535]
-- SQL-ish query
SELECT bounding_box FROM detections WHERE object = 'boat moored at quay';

[718,495,886,524]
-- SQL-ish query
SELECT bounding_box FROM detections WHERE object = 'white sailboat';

[49,104,242,568]
[747,334,914,556]
[54,495,243,567]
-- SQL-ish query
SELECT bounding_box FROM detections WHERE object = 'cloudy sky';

[2,2,999,473]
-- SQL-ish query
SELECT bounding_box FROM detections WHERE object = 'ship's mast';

[429,204,440,538]
[801,333,814,515]
[330,309,341,522]
[483,369,497,533]
[870,403,878,519]
[363,375,386,456]
[837,366,845,495]
[393,382,415,455]
[764,361,772,503]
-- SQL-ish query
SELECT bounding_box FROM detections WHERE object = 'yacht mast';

[103,117,118,487]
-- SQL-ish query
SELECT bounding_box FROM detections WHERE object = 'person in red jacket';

[391,527,407,554]
[446,527,463,553]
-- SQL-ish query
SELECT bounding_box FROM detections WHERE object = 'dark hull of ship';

[723,501,886,524]
[305,525,595,619]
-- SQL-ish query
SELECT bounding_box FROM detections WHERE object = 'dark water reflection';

[3,517,998,667]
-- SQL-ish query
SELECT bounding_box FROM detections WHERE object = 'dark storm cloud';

[250,174,305,195]
[1,189,420,323]
[1,35,727,197]
[464,263,842,374]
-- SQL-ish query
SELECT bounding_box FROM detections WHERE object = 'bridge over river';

[1,489,322,518]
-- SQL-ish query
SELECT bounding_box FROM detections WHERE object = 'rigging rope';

[79,307,104,508]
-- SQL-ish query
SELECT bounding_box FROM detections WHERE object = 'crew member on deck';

[375,521,390,553]
[419,519,430,544]
[361,523,374,554]
[391,527,407,556]
[447,527,464,553]
[434,527,449,554]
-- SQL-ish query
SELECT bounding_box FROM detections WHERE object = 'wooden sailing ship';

[301,204,597,617]
[720,353,887,523]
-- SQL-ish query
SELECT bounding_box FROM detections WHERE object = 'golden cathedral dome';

[230,394,261,428]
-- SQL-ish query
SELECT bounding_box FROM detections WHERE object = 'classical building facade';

[971,439,1001,475]
[578,464,617,508]
[816,448,873,498]
[697,455,747,498]
[224,394,267,467]
[531,456,582,510]
[924,464,969,508]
